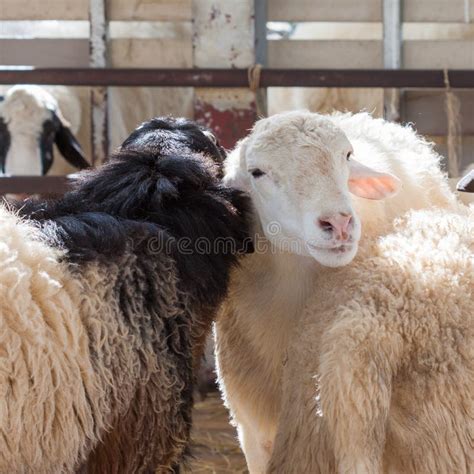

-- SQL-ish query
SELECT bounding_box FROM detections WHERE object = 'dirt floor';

[186,393,248,473]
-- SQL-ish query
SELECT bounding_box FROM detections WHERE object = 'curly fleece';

[0,117,251,473]
[269,207,474,473]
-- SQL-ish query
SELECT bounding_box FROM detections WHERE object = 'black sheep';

[1,117,251,473]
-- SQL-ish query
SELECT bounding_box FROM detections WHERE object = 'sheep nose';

[317,213,353,241]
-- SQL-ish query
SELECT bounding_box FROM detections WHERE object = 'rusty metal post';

[192,0,257,149]
[383,0,402,122]
[254,0,268,117]
[89,0,108,165]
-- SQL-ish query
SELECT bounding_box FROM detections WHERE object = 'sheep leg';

[237,420,275,474]
[267,337,335,474]
[317,315,402,474]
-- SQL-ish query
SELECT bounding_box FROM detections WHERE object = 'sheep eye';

[346,151,352,161]
[250,168,266,178]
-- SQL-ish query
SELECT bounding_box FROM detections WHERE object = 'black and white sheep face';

[224,111,401,268]
[0,86,89,176]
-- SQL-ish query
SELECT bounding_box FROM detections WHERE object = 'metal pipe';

[0,68,473,88]
[0,176,70,194]
[89,0,109,165]
[254,0,268,116]
[383,0,402,121]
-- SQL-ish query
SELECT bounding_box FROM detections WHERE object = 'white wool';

[216,111,463,473]
[269,206,474,473]
[328,112,459,234]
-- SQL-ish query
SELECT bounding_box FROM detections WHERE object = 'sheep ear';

[348,159,401,200]
[53,113,90,170]
[457,169,474,193]
[223,138,251,191]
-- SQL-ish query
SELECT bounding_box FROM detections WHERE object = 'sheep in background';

[269,205,473,473]
[0,85,89,176]
[1,117,251,473]
[215,111,462,473]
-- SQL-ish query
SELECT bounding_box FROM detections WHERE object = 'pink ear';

[348,159,401,200]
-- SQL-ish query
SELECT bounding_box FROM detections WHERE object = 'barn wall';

[192,0,256,149]
[0,0,197,159]
[266,1,474,174]
[1,0,473,173]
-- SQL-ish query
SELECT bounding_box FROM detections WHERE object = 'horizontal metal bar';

[0,176,71,194]
[0,68,473,88]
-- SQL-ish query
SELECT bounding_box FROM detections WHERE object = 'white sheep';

[215,111,463,473]
[0,85,89,176]
[268,205,473,473]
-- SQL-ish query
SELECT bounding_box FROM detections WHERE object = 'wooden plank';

[268,40,382,68]
[0,20,89,38]
[383,0,401,70]
[403,0,474,22]
[109,38,192,67]
[403,23,474,41]
[383,0,402,122]
[0,39,89,67]
[108,0,192,21]
[193,0,256,149]
[268,0,473,22]
[268,40,474,70]
[193,0,255,69]
[402,90,474,136]
[268,0,382,22]
[255,0,268,116]
[255,0,268,65]
[404,40,474,69]
[194,88,257,148]
[89,0,109,166]
[108,21,192,39]
[0,0,88,20]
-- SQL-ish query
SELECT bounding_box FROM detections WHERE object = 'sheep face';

[224,111,400,268]
[0,86,88,176]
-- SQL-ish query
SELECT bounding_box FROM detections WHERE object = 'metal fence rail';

[1,67,474,195]
[0,176,70,195]
[0,68,474,88]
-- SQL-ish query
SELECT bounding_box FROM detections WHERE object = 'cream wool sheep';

[269,206,474,473]
[215,111,462,473]
[0,207,103,472]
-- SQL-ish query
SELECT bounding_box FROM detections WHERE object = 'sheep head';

[224,111,401,268]
[0,85,89,176]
